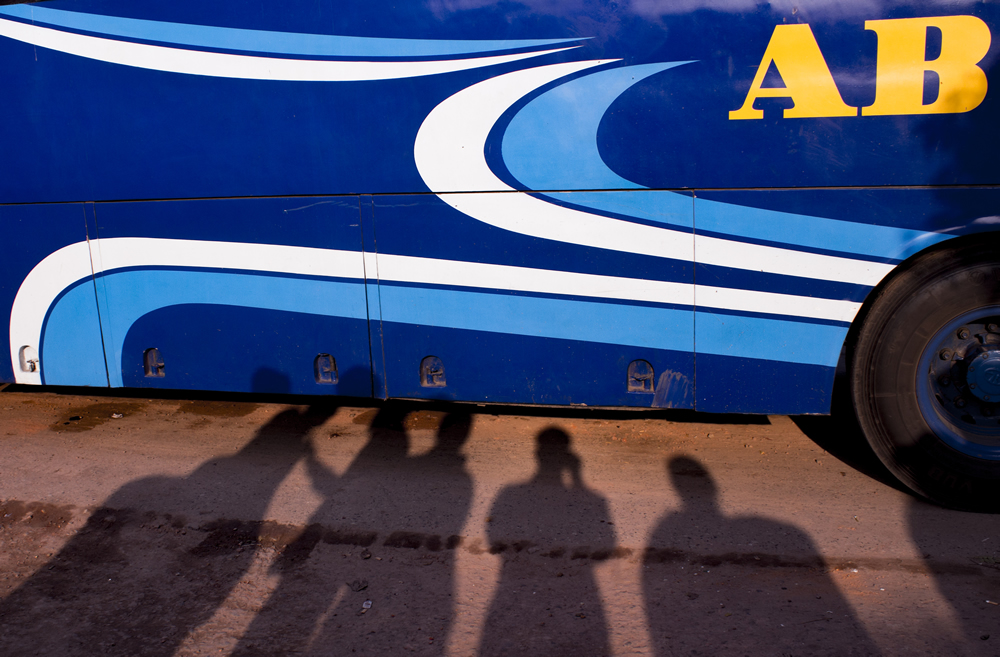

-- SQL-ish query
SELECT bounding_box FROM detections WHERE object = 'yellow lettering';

[730,24,856,120]
[863,16,991,116]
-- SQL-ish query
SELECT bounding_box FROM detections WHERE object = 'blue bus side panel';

[370,193,695,278]
[119,305,373,396]
[694,188,1000,242]
[696,355,835,416]
[0,203,107,387]
[0,12,504,203]
[379,324,694,407]
[92,196,366,249]
[598,9,1000,192]
[91,197,373,396]
[691,187,1000,413]
[0,1,996,202]
[372,193,695,407]
[360,196,389,400]
[0,1,998,413]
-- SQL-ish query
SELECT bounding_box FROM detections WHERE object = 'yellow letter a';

[730,24,856,120]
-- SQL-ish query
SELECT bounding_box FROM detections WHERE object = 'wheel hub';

[918,310,1000,459]
[965,347,1000,402]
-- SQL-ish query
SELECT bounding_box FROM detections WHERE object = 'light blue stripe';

[366,280,383,323]
[380,285,693,352]
[43,266,847,388]
[40,280,109,387]
[502,62,691,191]
[695,311,847,366]
[97,270,368,387]
[542,190,693,228]
[0,5,579,57]
[694,198,951,261]
[381,286,845,366]
[540,189,948,261]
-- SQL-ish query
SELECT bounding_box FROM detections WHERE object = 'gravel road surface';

[0,385,997,656]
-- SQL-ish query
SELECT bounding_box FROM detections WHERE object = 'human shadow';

[0,400,333,656]
[643,456,880,657]
[232,404,474,655]
[479,428,614,657]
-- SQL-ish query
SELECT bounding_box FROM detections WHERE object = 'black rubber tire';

[851,241,1000,512]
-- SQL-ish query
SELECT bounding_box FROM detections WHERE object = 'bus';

[0,0,998,511]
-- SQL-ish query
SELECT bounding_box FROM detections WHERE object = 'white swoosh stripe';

[12,238,859,384]
[693,233,893,285]
[10,238,368,385]
[374,252,859,322]
[0,18,577,81]
[413,61,895,286]
[416,59,613,192]
[693,285,858,323]
[91,237,366,278]
[95,239,857,322]
[9,242,95,385]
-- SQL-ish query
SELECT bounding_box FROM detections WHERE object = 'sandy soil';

[0,385,998,656]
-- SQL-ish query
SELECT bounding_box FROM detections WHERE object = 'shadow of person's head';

[431,412,473,456]
[235,402,338,463]
[359,402,411,461]
[245,367,335,452]
[668,455,718,511]
[535,427,581,487]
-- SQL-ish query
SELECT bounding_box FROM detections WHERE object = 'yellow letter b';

[863,16,991,116]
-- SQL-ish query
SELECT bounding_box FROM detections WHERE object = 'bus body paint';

[1,1,997,412]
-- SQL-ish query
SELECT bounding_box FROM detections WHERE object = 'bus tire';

[851,241,1000,512]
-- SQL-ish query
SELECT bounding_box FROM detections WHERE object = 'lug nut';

[958,328,971,340]
[940,349,954,360]
[989,323,1000,333]
[971,383,977,390]
[939,375,952,387]
[983,352,990,359]
[970,366,976,373]
[955,397,968,408]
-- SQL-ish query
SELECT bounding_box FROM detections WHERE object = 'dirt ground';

[0,384,998,656]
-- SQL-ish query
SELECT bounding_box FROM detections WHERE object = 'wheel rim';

[917,305,1000,460]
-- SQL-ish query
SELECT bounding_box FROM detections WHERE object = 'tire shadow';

[791,372,905,493]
